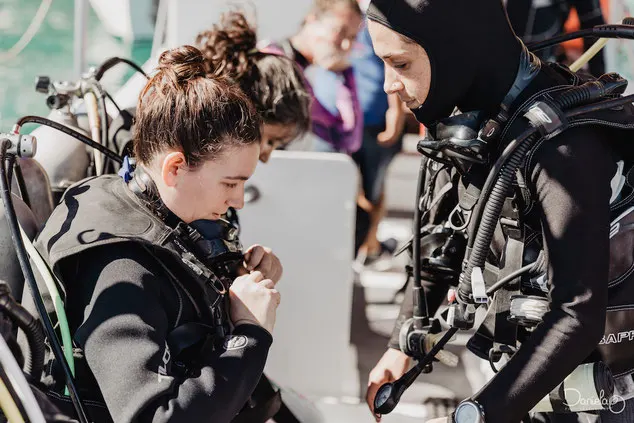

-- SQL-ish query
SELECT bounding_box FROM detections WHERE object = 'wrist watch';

[451,400,486,423]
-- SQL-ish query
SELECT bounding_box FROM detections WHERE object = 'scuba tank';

[31,77,91,204]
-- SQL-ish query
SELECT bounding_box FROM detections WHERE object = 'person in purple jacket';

[262,0,364,154]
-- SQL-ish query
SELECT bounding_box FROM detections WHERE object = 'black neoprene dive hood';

[367,0,524,127]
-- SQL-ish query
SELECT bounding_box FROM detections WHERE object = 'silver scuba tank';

[31,108,90,203]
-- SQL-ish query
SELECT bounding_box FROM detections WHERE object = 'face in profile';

[161,143,260,222]
[259,123,299,163]
[368,20,432,110]
[307,4,363,70]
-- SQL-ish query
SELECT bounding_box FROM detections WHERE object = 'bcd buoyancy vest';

[449,62,634,378]
[31,174,283,422]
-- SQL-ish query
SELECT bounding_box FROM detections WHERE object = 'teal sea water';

[0,0,152,133]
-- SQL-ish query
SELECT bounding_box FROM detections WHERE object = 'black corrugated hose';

[0,283,45,380]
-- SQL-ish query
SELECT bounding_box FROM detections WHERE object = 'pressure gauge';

[374,382,398,414]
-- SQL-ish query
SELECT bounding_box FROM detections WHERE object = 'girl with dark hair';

[25,45,283,423]
[196,12,311,163]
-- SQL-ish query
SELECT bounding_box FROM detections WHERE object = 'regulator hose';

[94,57,148,81]
[15,115,123,164]
[0,283,45,380]
[527,23,634,52]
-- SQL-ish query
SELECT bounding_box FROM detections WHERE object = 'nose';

[259,144,273,163]
[383,68,404,95]
[227,186,245,210]
[383,71,405,94]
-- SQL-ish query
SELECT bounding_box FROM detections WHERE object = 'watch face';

[455,402,481,423]
[375,383,393,409]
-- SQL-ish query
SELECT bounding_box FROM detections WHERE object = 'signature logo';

[563,388,626,415]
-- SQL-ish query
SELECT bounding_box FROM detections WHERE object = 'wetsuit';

[21,176,272,423]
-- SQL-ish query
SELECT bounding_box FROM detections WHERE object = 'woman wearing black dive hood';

[365,0,634,422]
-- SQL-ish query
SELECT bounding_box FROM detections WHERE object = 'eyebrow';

[382,51,408,60]
[223,175,250,181]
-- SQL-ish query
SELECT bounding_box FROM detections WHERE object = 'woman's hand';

[426,418,449,423]
[366,348,412,421]
[244,244,283,283]
[230,271,280,334]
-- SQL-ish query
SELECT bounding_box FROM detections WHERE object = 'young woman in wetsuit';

[25,45,284,423]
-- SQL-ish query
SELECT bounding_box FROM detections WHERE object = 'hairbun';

[157,45,206,84]
[196,11,257,79]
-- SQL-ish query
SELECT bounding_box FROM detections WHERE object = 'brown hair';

[133,45,261,167]
[196,12,311,138]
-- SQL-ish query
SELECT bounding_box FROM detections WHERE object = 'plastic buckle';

[471,267,488,304]
[524,101,566,139]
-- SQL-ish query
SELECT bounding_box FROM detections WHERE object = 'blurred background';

[0,0,153,133]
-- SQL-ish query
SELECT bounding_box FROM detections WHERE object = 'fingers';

[248,271,264,283]
[366,382,382,422]
[244,245,283,283]
[258,280,280,306]
[245,245,266,271]
[259,278,276,289]
[269,263,283,283]
[255,251,274,276]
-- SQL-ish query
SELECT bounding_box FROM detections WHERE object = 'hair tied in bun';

[158,45,206,86]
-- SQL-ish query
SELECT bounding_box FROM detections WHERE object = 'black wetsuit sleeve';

[473,127,613,422]
[69,244,272,423]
